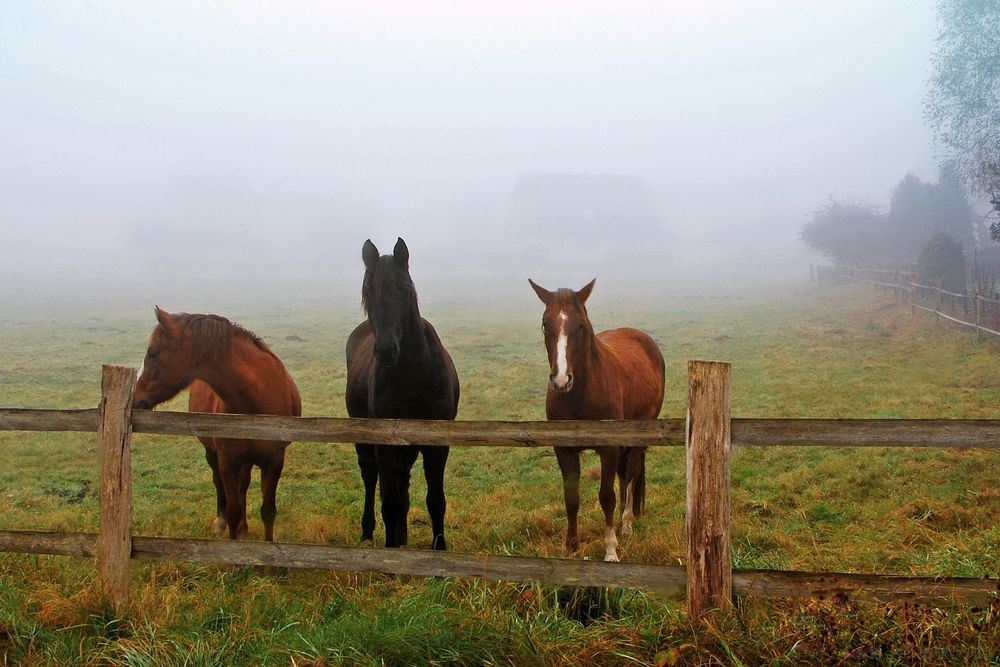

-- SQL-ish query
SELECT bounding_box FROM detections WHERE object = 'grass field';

[0,282,998,665]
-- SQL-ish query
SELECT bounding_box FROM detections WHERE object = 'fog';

[1,1,939,306]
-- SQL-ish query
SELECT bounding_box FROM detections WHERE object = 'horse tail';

[633,448,646,517]
[619,447,646,517]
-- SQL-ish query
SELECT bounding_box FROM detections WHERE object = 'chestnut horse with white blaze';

[529,279,665,562]
[133,307,301,542]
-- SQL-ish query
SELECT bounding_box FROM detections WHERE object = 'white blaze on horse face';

[137,359,145,381]
[553,311,570,390]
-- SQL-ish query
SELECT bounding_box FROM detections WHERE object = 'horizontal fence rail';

[4,409,1000,449]
[0,529,992,606]
[823,264,1000,338]
[2,364,998,615]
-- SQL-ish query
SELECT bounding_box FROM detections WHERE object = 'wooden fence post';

[686,360,732,617]
[96,364,137,610]
[976,295,982,340]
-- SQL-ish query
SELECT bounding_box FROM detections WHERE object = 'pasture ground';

[0,283,997,665]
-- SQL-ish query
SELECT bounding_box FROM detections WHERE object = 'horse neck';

[572,329,614,391]
[193,335,273,411]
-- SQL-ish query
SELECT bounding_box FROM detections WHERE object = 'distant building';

[505,173,667,265]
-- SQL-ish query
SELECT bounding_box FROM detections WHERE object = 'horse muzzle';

[549,373,574,393]
[132,398,152,410]
[375,341,401,368]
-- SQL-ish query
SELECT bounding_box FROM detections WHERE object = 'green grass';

[0,283,998,664]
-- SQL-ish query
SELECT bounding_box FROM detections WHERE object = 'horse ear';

[362,239,379,271]
[576,279,596,304]
[154,306,176,330]
[528,279,553,304]
[393,237,409,268]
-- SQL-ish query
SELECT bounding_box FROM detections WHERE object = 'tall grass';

[0,284,997,664]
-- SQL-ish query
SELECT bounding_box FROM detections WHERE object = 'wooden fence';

[1,363,998,617]
[820,264,1000,338]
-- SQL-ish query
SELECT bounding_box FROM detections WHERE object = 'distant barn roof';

[506,174,658,239]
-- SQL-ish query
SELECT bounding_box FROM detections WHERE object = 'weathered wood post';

[96,364,137,610]
[685,360,732,617]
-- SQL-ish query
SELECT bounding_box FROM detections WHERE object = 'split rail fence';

[818,264,1000,338]
[1,363,998,617]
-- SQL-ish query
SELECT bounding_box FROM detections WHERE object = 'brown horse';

[529,279,665,561]
[133,307,302,542]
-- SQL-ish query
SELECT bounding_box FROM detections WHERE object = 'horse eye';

[577,323,585,332]
[147,349,159,359]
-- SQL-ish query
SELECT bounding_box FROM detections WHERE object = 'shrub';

[916,232,966,293]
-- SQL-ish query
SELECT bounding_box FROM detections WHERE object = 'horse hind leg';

[598,448,620,562]
[619,447,646,538]
[355,443,378,544]
[237,463,251,538]
[259,454,285,542]
[421,446,449,550]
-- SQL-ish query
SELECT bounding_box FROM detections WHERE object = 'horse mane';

[171,313,272,362]
[361,259,418,315]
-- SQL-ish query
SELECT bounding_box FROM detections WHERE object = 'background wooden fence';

[1,363,998,617]
[818,264,1000,338]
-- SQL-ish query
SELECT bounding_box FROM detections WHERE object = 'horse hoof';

[360,538,374,548]
[604,553,620,563]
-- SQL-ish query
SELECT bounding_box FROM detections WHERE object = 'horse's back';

[596,327,665,419]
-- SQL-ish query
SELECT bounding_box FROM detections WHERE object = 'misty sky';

[1,1,940,298]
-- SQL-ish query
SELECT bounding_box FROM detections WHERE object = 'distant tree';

[916,232,967,292]
[924,0,1000,228]
[887,166,976,255]
[800,199,891,266]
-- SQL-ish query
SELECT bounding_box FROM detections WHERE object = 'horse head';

[528,278,596,394]
[133,306,196,410]
[362,237,418,368]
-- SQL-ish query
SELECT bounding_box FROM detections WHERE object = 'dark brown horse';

[529,279,665,561]
[346,238,460,549]
[133,307,301,542]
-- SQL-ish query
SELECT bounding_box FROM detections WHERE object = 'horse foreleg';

[219,456,245,540]
[355,443,378,544]
[555,447,581,554]
[377,448,417,548]
[259,454,284,542]
[203,444,227,536]
[598,449,620,562]
[421,445,449,551]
